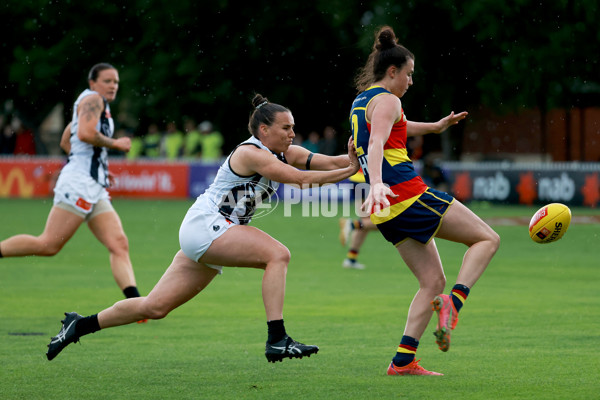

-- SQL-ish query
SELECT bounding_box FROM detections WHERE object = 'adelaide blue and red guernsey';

[350,86,428,224]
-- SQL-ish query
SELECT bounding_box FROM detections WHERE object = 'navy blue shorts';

[376,188,454,246]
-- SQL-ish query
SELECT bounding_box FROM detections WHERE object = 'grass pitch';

[1,198,599,399]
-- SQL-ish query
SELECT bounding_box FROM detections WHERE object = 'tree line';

[3,0,599,155]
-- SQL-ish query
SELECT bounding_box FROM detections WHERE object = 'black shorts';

[376,188,454,246]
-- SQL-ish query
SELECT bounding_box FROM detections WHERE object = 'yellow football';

[528,203,571,244]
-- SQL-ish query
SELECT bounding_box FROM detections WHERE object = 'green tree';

[2,0,599,156]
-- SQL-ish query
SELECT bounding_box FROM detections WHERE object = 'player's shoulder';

[370,92,402,116]
[79,92,104,106]
[375,92,401,105]
[232,142,272,165]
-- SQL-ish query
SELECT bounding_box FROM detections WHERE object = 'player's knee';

[484,230,501,255]
[39,240,64,256]
[270,245,291,268]
[419,272,445,293]
[276,245,291,265]
[143,302,171,320]
[490,231,501,253]
[108,233,130,255]
[434,275,447,294]
[426,273,446,294]
[147,309,169,320]
[264,245,290,271]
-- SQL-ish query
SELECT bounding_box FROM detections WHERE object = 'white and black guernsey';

[64,89,114,188]
[195,136,285,225]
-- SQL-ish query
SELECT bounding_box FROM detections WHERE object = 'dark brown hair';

[88,63,116,81]
[354,26,414,92]
[247,93,290,138]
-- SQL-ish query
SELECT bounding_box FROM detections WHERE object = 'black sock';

[76,314,101,337]
[392,335,419,367]
[451,284,470,313]
[123,286,140,298]
[0,244,3,257]
[267,319,287,343]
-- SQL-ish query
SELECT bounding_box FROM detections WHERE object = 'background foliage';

[2,0,600,152]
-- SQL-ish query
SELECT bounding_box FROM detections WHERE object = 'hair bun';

[375,27,397,51]
[252,94,269,109]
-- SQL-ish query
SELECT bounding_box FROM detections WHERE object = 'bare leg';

[199,225,290,321]
[99,225,289,328]
[396,238,446,340]
[88,211,136,290]
[360,217,378,232]
[436,201,500,287]
[349,227,368,250]
[0,206,83,257]
[198,225,319,362]
[349,216,378,249]
[98,250,218,328]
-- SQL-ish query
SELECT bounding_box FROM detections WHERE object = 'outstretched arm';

[231,143,359,188]
[407,111,468,137]
[285,136,357,171]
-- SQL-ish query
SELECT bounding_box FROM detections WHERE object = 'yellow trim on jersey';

[383,148,410,166]
[369,193,421,225]
[364,93,399,124]
[349,171,366,183]
[364,86,403,124]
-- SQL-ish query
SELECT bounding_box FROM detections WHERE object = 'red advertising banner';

[0,157,63,198]
[0,158,189,199]
[108,160,189,198]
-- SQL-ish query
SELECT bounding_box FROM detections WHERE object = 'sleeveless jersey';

[192,136,285,225]
[350,85,428,224]
[63,89,114,187]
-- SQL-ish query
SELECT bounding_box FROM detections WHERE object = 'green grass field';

[1,198,599,399]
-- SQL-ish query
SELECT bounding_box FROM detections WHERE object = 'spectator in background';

[198,120,223,162]
[183,118,202,158]
[109,128,143,160]
[13,118,36,155]
[407,135,424,160]
[301,130,320,153]
[161,121,184,160]
[125,130,144,161]
[319,125,338,156]
[107,129,130,157]
[38,103,65,156]
[421,154,449,193]
[293,132,304,146]
[1,116,16,154]
[143,123,162,158]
